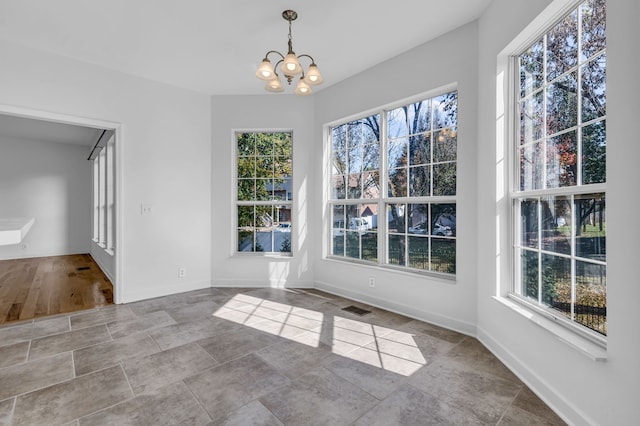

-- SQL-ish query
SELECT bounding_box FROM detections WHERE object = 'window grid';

[512,0,606,338]
[329,90,457,276]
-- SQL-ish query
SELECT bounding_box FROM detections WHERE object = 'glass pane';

[541,253,571,313]
[388,107,408,138]
[407,100,431,134]
[388,234,405,266]
[575,193,606,260]
[237,157,255,179]
[348,144,362,174]
[348,120,364,147]
[255,157,273,178]
[361,203,378,230]
[433,92,458,129]
[362,171,380,199]
[362,143,380,171]
[237,206,254,228]
[520,91,544,144]
[434,129,457,162]
[361,232,377,262]
[345,204,359,230]
[546,71,578,135]
[407,236,429,270]
[546,9,578,81]
[407,203,429,234]
[332,234,345,256]
[581,53,606,122]
[387,204,406,233]
[332,204,345,230]
[521,249,539,300]
[409,166,430,197]
[345,231,360,259]
[332,125,347,151]
[256,179,272,201]
[582,120,606,184]
[520,142,544,191]
[519,39,544,98]
[546,130,577,188]
[581,0,606,60]
[575,260,606,335]
[274,157,292,178]
[388,138,408,169]
[256,230,274,252]
[237,133,255,156]
[255,205,273,228]
[255,133,274,157]
[238,229,256,252]
[275,204,291,223]
[409,133,430,166]
[332,175,346,200]
[431,238,456,273]
[272,132,292,157]
[388,167,407,198]
[346,174,362,199]
[272,181,290,201]
[274,229,291,253]
[363,114,381,143]
[332,149,347,176]
[432,204,456,237]
[540,196,571,255]
[433,163,456,196]
[237,179,255,201]
[520,199,538,249]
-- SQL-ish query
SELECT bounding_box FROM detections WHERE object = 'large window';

[513,0,606,337]
[329,90,457,275]
[236,131,293,254]
[92,132,115,254]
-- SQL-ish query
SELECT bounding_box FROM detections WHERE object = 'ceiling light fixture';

[255,10,323,95]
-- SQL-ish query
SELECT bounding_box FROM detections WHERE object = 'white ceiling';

[0,0,494,96]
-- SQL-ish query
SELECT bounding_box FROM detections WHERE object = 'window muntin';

[236,131,292,254]
[329,90,457,275]
[513,0,606,337]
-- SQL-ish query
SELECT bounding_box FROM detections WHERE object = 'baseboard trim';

[477,325,593,426]
[211,278,314,289]
[314,280,477,337]
[122,280,212,303]
[0,249,88,261]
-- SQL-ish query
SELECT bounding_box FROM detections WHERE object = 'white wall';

[312,22,479,336]
[0,136,91,259]
[0,39,212,303]
[210,95,315,288]
[476,0,640,424]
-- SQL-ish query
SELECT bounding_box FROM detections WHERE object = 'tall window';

[329,90,457,275]
[92,133,116,254]
[513,0,606,337]
[236,131,293,254]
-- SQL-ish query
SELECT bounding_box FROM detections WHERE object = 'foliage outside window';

[236,132,292,254]
[330,91,457,274]
[513,0,606,337]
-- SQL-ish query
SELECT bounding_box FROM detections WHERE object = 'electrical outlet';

[368,277,375,288]
[141,204,153,215]
[21,243,28,250]
[178,267,186,278]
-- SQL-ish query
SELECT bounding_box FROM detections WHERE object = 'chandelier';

[255,10,323,95]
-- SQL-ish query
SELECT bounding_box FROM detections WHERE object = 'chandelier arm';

[296,54,316,65]
[263,51,285,61]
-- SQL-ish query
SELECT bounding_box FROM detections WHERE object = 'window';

[236,131,293,254]
[512,0,606,337]
[329,90,457,275]
[92,132,116,254]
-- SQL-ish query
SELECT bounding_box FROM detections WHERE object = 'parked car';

[432,223,453,236]
[275,223,291,232]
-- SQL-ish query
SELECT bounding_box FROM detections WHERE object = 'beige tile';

[0,341,29,368]
[197,327,280,363]
[79,381,211,426]
[260,367,379,426]
[0,398,15,425]
[12,365,132,426]
[0,316,70,346]
[107,310,176,339]
[148,317,241,350]
[70,305,137,330]
[122,342,218,395]
[28,324,112,361]
[255,338,332,379]
[73,333,160,376]
[185,354,289,421]
[401,319,468,344]
[510,387,566,425]
[444,337,521,383]
[164,299,222,323]
[498,405,566,425]
[0,352,74,400]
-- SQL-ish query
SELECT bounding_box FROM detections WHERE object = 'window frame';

[233,129,294,256]
[507,0,607,346]
[325,86,458,278]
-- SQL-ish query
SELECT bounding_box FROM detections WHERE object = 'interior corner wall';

[476,0,640,424]
[0,136,91,260]
[0,39,212,303]
[311,21,479,336]
[210,95,315,288]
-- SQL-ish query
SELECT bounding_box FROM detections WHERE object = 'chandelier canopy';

[255,10,323,95]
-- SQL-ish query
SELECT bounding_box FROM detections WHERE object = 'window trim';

[505,0,607,347]
[324,84,458,279]
[232,129,294,257]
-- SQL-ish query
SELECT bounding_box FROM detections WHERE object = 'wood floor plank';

[0,254,113,324]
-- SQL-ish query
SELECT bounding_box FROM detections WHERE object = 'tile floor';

[0,287,566,425]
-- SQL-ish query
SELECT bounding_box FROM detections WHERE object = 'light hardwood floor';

[0,254,113,324]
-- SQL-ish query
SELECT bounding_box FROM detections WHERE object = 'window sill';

[493,295,607,362]
[324,256,457,284]
[232,252,292,259]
